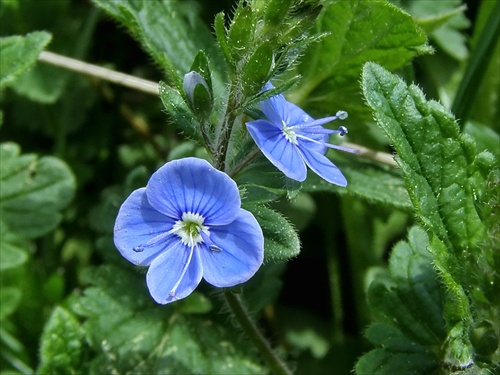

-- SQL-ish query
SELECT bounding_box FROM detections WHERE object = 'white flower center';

[282,121,298,144]
[172,212,209,246]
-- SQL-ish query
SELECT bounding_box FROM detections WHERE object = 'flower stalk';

[224,291,293,375]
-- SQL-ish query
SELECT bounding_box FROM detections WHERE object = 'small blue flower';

[246,83,356,186]
[114,157,264,304]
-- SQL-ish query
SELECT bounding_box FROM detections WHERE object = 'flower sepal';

[183,71,213,121]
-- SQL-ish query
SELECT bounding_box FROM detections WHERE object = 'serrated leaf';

[37,306,85,375]
[289,0,430,122]
[73,265,265,374]
[362,62,496,366]
[245,204,300,262]
[0,143,75,239]
[356,226,445,374]
[362,62,488,254]
[0,31,52,90]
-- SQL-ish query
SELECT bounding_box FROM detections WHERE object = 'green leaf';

[0,223,29,271]
[73,265,265,374]
[245,204,300,262]
[289,0,430,122]
[159,82,201,142]
[302,155,412,212]
[37,306,85,375]
[0,287,22,321]
[0,31,52,90]
[0,142,76,239]
[451,1,500,126]
[355,226,444,375]
[92,0,226,92]
[190,50,213,95]
[242,41,273,97]
[214,12,233,69]
[228,6,255,62]
[405,0,469,60]
[362,62,497,366]
[362,62,489,254]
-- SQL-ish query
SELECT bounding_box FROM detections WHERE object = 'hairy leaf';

[73,265,265,374]
[362,62,497,366]
[245,204,300,262]
[356,227,445,374]
[289,0,430,123]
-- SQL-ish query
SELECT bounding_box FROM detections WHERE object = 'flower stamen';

[169,242,196,297]
[282,121,298,144]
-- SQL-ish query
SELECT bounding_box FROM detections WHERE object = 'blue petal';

[298,143,347,186]
[246,120,307,181]
[146,241,203,304]
[146,157,240,225]
[281,100,313,126]
[114,188,177,266]
[200,209,264,287]
[260,93,288,126]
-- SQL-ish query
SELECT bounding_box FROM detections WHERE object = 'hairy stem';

[224,291,293,375]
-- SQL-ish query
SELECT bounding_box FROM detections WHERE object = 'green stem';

[223,291,293,375]
[214,86,240,171]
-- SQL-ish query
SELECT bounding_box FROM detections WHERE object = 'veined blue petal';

[260,94,288,126]
[114,188,177,266]
[146,157,240,225]
[247,120,307,181]
[280,100,313,126]
[201,209,264,287]
[298,143,347,187]
[146,241,203,304]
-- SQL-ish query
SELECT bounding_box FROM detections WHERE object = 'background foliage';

[0,0,498,374]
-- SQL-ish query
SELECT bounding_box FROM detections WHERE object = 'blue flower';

[246,83,356,186]
[114,157,264,304]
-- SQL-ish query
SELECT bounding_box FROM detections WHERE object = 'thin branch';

[38,50,398,168]
[342,141,398,167]
[38,51,159,95]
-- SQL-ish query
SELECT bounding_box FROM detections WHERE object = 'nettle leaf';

[362,62,489,257]
[73,265,265,374]
[355,226,445,375]
[245,204,300,262]
[289,0,430,121]
[362,62,496,366]
[38,306,85,375]
[0,142,76,239]
[92,0,226,93]
[0,31,52,90]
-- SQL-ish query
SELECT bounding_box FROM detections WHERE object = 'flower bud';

[183,71,212,120]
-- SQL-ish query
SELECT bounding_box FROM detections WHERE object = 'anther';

[338,126,348,136]
[336,110,348,120]
[209,244,223,253]
[133,246,144,252]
